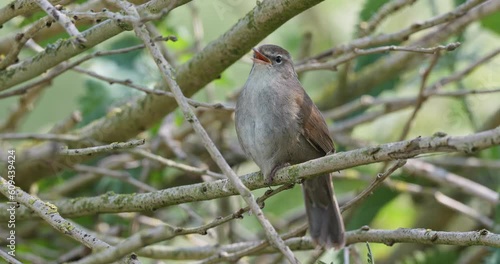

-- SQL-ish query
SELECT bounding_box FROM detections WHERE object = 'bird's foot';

[265,163,291,185]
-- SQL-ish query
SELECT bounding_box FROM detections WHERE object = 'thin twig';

[36,0,86,44]
[72,164,155,192]
[157,115,188,160]
[48,111,82,134]
[189,2,203,53]
[127,149,225,179]
[405,159,498,204]
[325,86,500,121]
[428,47,500,91]
[200,214,306,264]
[0,36,177,100]
[385,180,495,228]
[302,0,484,62]
[71,67,233,111]
[432,87,500,97]
[0,177,110,250]
[62,9,138,24]
[399,51,441,140]
[296,43,459,72]
[341,160,407,212]
[0,133,81,142]
[329,47,500,133]
[0,83,47,132]
[46,155,135,198]
[0,248,22,264]
[59,139,145,156]
[434,191,494,228]
[358,0,418,37]
[330,86,500,132]
[424,156,500,169]
[0,18,47,70]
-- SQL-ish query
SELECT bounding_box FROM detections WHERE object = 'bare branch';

[405,159,498,204]
[69,183,294,264]
[128,149,225,179]
[71,67,233,111]
[58,139,145,156]
[296,42,459,72]
[35,0,86,44]
[346,228,500,247]
[2,128,498,221]
[434,192,494,228]
[0,248,22,264]
[0,177,110,250]
[399,52,441,140]
[0,83,47,132]
[48,111,82,134]
[424,156,500,169]
[341,160,407,211]
[0,133,81,142]
[72,164,155,192]
[136,228,500,260]
[358,0,418,37]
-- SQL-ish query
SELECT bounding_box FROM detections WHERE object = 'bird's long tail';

[302,173,345,249]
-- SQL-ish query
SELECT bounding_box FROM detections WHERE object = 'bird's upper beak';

[252,48,271,64]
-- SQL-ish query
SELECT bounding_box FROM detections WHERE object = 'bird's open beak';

[252,48,271,64]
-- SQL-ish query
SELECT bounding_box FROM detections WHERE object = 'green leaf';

[453,0,467,6]
[78,79,114,126]
[358,0,390,22]
[366,242,375,264]
[354,0,400,96]
[19,11,47,27]
[480,12,500,35]
[346,186,398,230]
[356,0,396,69]
[402,248,459,264]
[454,0,500,35]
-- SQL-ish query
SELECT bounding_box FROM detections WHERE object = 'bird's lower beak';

[252,48,271,64]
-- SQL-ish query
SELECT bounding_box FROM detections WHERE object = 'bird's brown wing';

[296,89,335,155]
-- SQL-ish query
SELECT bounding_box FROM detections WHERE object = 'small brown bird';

[235,44,345,249]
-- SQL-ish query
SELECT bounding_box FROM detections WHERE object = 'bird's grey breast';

[236,73,301,175]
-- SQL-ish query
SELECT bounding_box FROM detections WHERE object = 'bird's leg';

[266,162,291,185]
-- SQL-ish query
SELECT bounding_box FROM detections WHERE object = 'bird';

[235,44,345,249]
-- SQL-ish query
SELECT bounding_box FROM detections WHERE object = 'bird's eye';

[275,55,282,64]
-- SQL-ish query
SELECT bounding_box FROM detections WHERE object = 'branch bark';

[134,228,500,260]
[2,128,498,221]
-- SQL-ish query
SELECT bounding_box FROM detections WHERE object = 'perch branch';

[1,128,498,221]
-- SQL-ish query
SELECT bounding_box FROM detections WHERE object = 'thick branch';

[138,228,500,260]
[2,128,498,221]
[0,177,110,250]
